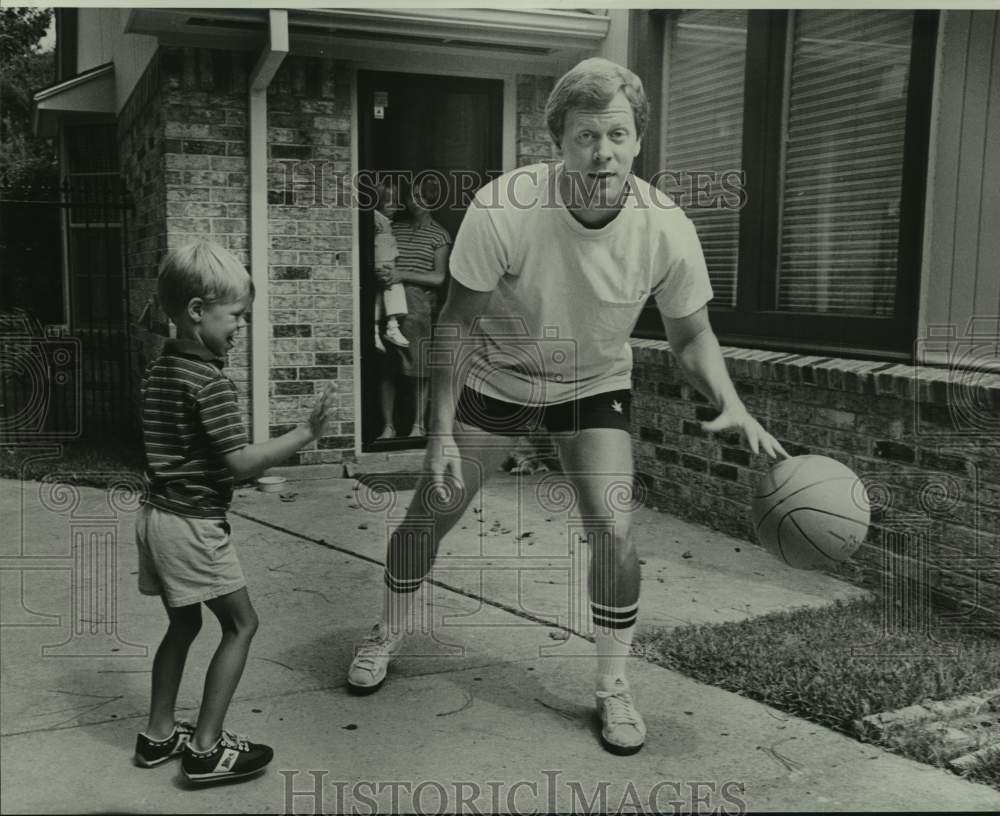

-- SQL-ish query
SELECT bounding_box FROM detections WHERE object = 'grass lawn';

[636,596,1000,790]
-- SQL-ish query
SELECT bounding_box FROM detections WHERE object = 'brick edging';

[630,339,1000,408]
[856,687,1000,737]
[628,337,1000,623]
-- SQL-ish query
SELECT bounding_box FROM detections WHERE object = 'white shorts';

[135,504,247,608]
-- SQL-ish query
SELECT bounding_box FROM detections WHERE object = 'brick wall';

[516,74,557,167]
[631,339,1000,624]
[119,51,167,391]
[120,48,354,465]
[157,48,253,427]
[263,56,354,464]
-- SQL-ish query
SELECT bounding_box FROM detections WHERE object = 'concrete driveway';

[2,467,998,813]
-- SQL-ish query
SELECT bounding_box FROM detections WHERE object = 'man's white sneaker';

[347,622,401,694]
[596,681,646,755]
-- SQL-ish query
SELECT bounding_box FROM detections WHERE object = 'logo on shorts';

[611,400,623,415]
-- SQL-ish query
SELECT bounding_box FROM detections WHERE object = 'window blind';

[662,10,748,308]
[777,11,913,316]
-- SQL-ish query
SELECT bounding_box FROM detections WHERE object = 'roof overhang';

[125,7,609,63]
[33,62,116,139]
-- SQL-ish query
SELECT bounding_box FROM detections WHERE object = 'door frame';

[351,61,515,455]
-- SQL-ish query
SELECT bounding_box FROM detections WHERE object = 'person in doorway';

[372,176,409,353]
[375,175,452,439]
[348,58,786,755]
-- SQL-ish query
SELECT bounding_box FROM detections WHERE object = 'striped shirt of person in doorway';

[346,57,787,756]
[134,239,336,784]
[375,175,453,439]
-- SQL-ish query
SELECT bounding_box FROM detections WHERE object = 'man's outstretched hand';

[701,405,789,459]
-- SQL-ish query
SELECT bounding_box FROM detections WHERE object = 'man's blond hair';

[545,57,649,149]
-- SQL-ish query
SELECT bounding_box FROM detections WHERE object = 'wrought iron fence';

[0,178,136,444]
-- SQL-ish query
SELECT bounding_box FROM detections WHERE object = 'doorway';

[358,71,503,451]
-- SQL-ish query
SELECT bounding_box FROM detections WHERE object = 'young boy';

[133,239,335,783]
[372,177,409,353]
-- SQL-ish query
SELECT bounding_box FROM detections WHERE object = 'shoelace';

[145,721,194,745]
[353,627,396,672]
[219,729,250,752]
[598,691,640,726]
[172,721,194,748]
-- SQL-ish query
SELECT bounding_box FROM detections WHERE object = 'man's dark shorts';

[455,386,631,435]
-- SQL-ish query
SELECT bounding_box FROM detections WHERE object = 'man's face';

[558,90,641,211]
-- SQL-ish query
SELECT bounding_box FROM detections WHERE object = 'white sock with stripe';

[383,569,421,639]
[592,600,638,689]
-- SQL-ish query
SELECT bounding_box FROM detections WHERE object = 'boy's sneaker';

[181,730,273,784]
[596,680,646,755]
[384,323,410,348]
[346,622,401,694]
[374,327,386,353]
[134,721,195,767]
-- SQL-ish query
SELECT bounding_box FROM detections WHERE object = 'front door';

[358,71,503,451]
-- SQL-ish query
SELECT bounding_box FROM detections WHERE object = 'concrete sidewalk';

[2,469,998,813]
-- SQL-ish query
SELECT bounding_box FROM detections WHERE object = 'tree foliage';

[1,8,57,190]
[1,8,51,61]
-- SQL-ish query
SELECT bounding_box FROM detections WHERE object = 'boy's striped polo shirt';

[141,339,248,519]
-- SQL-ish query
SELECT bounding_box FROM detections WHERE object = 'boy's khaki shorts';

[135,504,246,607]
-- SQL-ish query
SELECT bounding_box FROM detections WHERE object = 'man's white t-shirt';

[449,162,713,405]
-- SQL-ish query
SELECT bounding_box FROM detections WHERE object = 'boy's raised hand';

[307,384,337,440]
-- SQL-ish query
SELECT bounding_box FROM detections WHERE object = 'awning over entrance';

[126,7,609,62]
[33,62,116,139]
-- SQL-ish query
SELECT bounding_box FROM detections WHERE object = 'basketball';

[751,455,870,569]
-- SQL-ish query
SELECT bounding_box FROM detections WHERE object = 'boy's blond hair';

[157,239,253,319]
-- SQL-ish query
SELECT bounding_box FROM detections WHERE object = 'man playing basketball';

[347,57,787,755]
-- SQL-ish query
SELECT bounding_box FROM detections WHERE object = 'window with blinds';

[662,10,747,308]
[639,8,935,355]
[777,11,913,316]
